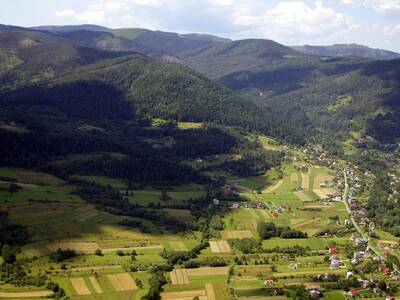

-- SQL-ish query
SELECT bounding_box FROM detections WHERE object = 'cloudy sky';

[1,0,400,51]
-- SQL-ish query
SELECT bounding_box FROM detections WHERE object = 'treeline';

[0,211,29,249]
[257,222,308,240]
[366,173,400,236]
[0,121,244,184]
[223,149,283,177]
[73,181,191,233]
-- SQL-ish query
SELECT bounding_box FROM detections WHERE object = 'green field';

[0,160,397,299]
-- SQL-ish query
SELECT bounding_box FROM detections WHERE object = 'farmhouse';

[212,198,220,205]
[230,202,239,209]
[330,259,341,269]
[384,267,392,276]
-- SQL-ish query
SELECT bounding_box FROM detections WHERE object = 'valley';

[1,130,399,299]
[0,23,399,300]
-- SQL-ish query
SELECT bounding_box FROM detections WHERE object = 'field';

[209,240,232,253]
[1,157,398,300]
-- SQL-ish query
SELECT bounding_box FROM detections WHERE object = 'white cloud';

[55,1,129,24]
[384,24,400,36]
[55,7,105,24]
[51,0,400,51]
[231,1,354,44]
[128,0,165,7]
[337,0,400,15]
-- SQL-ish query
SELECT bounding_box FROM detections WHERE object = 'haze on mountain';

[291,44,400,61]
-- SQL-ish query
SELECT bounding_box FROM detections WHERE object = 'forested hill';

[0,26,129,92]
[32,25,230,59]
[0,26,289,188]
[291,44,400,60]
[2,24,400,146]
[0,26,293,141]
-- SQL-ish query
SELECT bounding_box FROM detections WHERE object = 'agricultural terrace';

[2,158,400,299]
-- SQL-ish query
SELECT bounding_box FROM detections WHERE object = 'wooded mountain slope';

[291,44,400,60]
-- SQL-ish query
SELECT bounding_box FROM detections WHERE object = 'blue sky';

[1,0,400,52]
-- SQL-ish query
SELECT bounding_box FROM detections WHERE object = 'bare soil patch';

[222,230,253,239]
[161,289,206,300]
[107,273,137,291]
[205,283,216,300]
[187,267,229,276]
[170,269,189,285]
[209,240,231,253]
[70,277,91,295]
[89,277,103,294]
[0,291,53,298]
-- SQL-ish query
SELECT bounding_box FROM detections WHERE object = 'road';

[342,170,398,272]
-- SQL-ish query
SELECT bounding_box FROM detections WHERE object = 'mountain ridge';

[291,43,400,60]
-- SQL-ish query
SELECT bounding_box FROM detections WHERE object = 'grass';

[126,185,206,206]
[177,121,203,129]
[322,291,346,300]
[262,237,350,250]
[236,176,268,191]
[1,161,394,299]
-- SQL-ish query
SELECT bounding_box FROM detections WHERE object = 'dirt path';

[263,180,283,193]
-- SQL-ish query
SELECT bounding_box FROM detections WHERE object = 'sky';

[1,0,400,52]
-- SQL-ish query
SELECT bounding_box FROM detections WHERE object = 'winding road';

[342,170,398,272]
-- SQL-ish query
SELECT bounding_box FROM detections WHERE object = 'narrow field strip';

[77,211,98,222]
[205,283,216,300]
[170,269,189,285]
[89,276,103,294]
[187,266,229,276]
[263,180,283,193]
[102,245,162,253]
[301,172,310,190]
[70,277,91,295]
[222,230,253,239]
[0,291,53,298]
[313,189,329,199]
[168,241,188,251]
[70,265,122,272]
[170,270,178,285]
[47,242,99,254]
[210,240,231,253]
[294,191,311,202]
[251,219,258,230]
[107,273,137,291]
[209,241,220,253]
[161,289,206,300]
[218,240,231,253]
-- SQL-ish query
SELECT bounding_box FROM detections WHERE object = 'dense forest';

[28,25,400,145]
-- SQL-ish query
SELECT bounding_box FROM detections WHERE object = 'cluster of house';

[271,205,288,217]
[388,173,399,200]
[328,246,343,270]
[211,198,265,211]
[378,240,400,250]
[350,233,367,247]
[351,249,369,265]
[378,143,400,153]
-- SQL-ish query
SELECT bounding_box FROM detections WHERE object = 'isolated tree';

[2,244,16,264]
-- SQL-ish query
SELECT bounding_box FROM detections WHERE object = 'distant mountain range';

[1,23,399,148]
[291,44,400,60]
